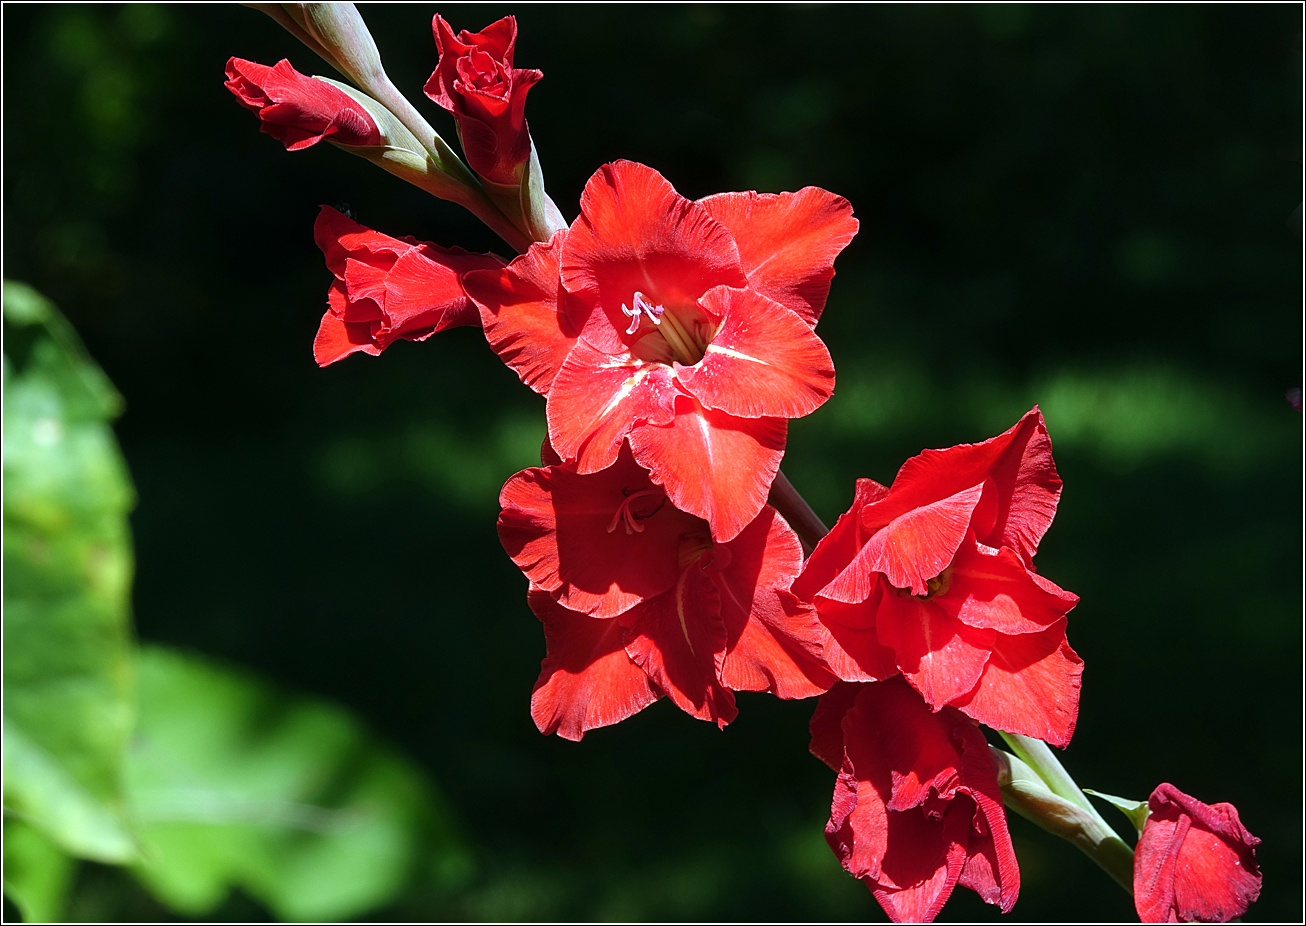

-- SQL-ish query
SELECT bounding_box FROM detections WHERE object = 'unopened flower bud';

[224,57,382,150]
[239,2,531,250]
[1133,783,1261,923]
[424,15,540,187]
[422,15,564,243]
[224,59,473,203]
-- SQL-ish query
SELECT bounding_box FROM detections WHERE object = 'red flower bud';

[225,57,383,151]
[423,16,542,185]
[1133,783,1261,923]
[312,206,505,366]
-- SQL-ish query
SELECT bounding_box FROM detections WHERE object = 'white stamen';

[620,291,664,334]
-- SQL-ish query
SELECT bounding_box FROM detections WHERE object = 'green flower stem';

[1000,732,1095,812]
[361,73,532,254]
[998,732,1135,894]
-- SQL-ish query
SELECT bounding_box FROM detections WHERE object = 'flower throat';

[621,291,714,366]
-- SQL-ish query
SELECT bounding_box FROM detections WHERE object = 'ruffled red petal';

[866,689,971,811]
[315,206,404,278]
[821,681,1018,921]
[465,233,584,394]
[628,393,787,543]
[936,539,1079,635]
[791,477,890,601]
[313,308,381,365]
[547,341,679,473]
[312,207,502,364]
[949,619,1082,746]
[675,286,835,419]
[497,449,702,618]
[809,682,861,771]
[861,408,1061,566]
[697,186,858,327]
[830,681,1015,923]
[850,483,984,599]
[871,827,967,925]
[813,590,902,683]
[560,161,748,348]
[714,508,835,699]
[620,558,736,727]
[954,757,1020,913]
[875,592,996,709]
[527,590,659,741]
[347,245,483,332]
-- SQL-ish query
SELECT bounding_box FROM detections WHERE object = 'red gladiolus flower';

[313,206,506,366]
[468,160,856,542]
[225,58,382,151]
[792,408,1083,746]
[1133,783,1261,923]
[423,15,542,186]
[810,679,1019,923]
[499,444,835,738]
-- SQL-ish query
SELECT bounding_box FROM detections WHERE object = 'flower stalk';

[356,72,533,253]
[993,736,1135,894]
[767,469,828,555]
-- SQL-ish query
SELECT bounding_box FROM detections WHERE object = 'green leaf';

[127,646,470,922]
[2,281,123,420]
[3,280,137,866]
[1085,788,1151,836]
[2,819,76,923]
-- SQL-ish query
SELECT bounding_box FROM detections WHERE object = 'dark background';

[4,3,1302,921]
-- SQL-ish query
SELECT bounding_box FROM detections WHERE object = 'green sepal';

[1085,789,1151,836]
[520,139,568,243]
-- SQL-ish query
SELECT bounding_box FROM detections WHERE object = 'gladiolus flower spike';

[222,10,1267,921]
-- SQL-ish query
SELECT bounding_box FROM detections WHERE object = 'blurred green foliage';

[126,645,470,921]
[3,281,138,921]
[3,3,1301,922]
[2,284,465,922]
